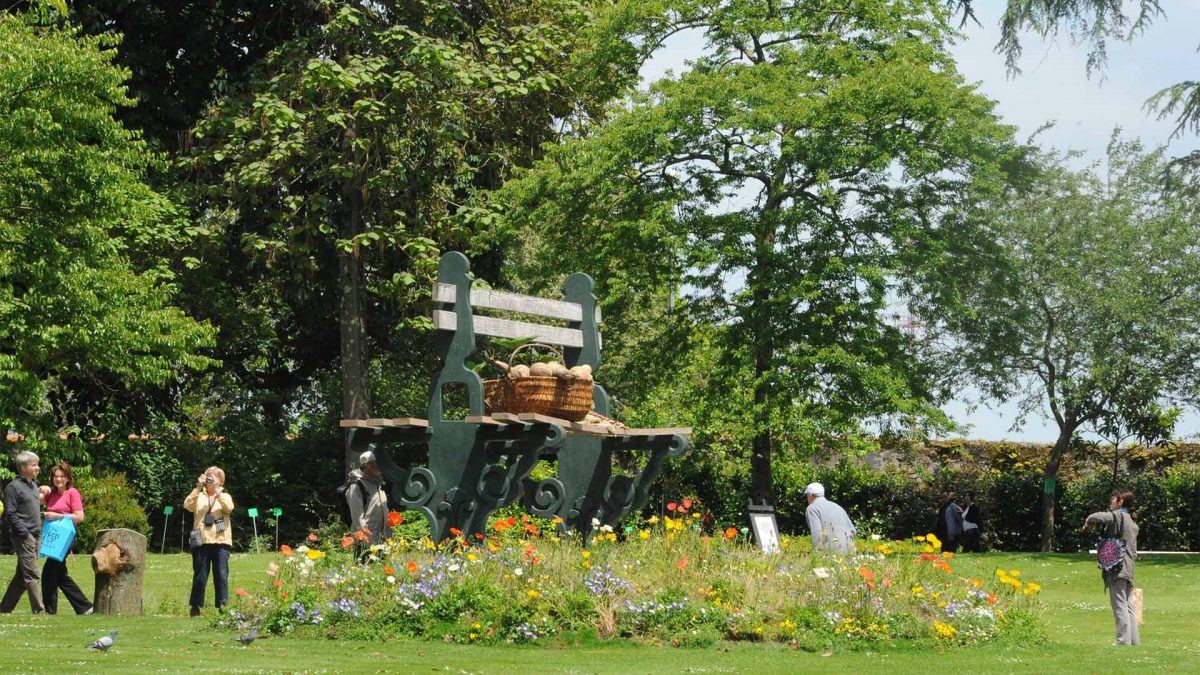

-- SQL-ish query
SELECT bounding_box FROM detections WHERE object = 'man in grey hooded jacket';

[345,451,390,545]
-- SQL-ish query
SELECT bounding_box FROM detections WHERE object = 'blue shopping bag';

[39,517,76,561]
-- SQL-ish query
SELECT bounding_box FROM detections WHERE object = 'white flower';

[386,575,396,584]
[870,534,882,541]
[591,518,601,528]
[448,563,461,573]
[296,545,310,554]
[813,567,831,579]
[514,567,524,577]
[600,525,614,533]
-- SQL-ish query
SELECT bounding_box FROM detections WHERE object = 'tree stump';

[91,528,147,615]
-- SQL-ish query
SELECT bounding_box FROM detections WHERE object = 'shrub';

[74,471,151,552]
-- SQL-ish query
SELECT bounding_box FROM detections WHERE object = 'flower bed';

[218,506,1044,650]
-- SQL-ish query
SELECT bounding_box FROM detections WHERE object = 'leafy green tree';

[497,0,1022,504]
[928,136,1200,551]
[956,1,1199,161]
[0,14,217,450]
[185,0,621,472]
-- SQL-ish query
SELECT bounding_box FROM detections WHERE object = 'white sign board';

[749,512,780,553]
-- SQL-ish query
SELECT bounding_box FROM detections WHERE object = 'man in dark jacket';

[1,451,46,614]
[933,491,964,554]
[961,491,984,552]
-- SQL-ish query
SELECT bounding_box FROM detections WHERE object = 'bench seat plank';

[433,310,584,348]
[434,283,601,323]
[340,417,429,429]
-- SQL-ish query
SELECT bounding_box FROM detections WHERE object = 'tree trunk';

[91,528,147,615]
[339,182,372,475]
[1039,427,1074,552]
[748,225,776,505]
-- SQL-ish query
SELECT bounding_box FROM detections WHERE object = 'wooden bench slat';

[465,416,507,427]
[433,310,584,348]
[340,418,429,429]
[618,427,692,436]
[434,283,601,323]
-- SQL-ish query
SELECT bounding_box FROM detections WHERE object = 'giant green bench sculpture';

[341,251,690,541]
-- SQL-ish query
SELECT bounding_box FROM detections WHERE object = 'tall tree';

[497,0,1021,504]
[955,1,1200,162]
[185,0,622,472]
[0,13,217,445]
[926,136,1200,551]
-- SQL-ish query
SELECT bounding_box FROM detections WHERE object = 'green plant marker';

[163,506,174,515]
[247,508,259,518]
[272,508,282,516]
[1043,478,1056,494]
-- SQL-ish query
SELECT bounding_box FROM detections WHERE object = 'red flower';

[474,533,484,540]
[280,545,293,556]
[724,527,739,539]
[272,580,282,588]
[682,498,693,510]
[406,561,418,574]
[858,566,876,582]
[307,533,318,542]
[341,536,354,549]
[235,587,249,597]
[449,527,462,537]
[354,528,370,542]
[676,555,689,571]
[524,524,539,535]
[387,511,403,527]
[667,502,678,512]
[280,592,288,600]
[383,565,395,575]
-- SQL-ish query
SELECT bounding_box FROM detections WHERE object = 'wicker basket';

[483,343,594,421]
[484,376,593,421]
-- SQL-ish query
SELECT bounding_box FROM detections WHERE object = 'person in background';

[40,463,94,614]
[933,491,964,553]
[344,450,390,546]
[803,482,857,555]
[1084,489,1140,646]
[1,451,46,614]
[184,466,235,617]
[961,490,983,553]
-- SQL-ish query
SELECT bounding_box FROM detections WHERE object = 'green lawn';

[1,551,1197,673]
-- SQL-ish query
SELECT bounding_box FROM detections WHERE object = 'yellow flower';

[1009,569,1021,577]
[933,621,958,639]
[780,620,796,631]
[912,585,924,595]
[1024,582,1042,593]
[467,553,478,561]
[527,590,540,599]
[581,550,591,559]
[472,623,481,630]
[925,533,942,549]
[691,512,701,519]
[469,633,477,640]
[647,515,660,525]
[305,549,326,560]
[753,626,764,635]
[638,529,650,540]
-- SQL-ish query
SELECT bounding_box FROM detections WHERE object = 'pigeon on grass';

[233,625,260,646]
[86,630,118,651]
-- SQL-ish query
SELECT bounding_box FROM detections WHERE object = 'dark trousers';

[941,537,960,554]
[42,557,93,614]
[961,528,982,553]
[190,544,230,609]
[0,534,45,614]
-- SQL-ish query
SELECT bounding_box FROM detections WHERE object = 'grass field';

[1,550,1197,673]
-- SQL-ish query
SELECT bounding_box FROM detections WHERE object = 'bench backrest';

[427,251,607,422]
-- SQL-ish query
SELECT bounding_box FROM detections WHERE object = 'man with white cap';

[803,482,857,555]
[343,450,390,545]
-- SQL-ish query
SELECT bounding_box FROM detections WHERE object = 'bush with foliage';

[73,471,150,552]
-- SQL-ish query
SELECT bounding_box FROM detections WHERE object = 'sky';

[644,2,1200,443]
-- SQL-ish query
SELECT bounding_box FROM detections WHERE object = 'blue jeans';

[189,544,230,609]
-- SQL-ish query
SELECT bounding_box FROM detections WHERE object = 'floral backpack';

[1096,512,1127,573]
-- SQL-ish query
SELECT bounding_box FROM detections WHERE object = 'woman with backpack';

[1084,489,1140,645]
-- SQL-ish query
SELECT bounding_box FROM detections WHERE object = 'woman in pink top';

[41,463,93,615]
